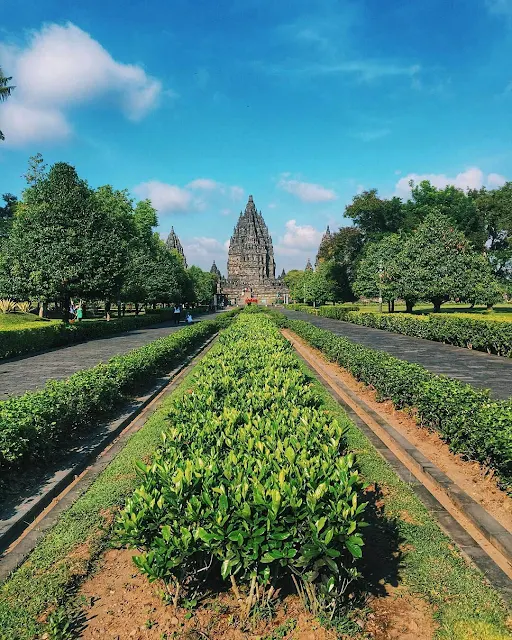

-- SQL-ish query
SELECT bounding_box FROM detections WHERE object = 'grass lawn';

[0,312,59,332]
[0,315,508,639]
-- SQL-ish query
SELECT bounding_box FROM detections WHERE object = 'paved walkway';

[0,314,218,399]
[282,310,512,400]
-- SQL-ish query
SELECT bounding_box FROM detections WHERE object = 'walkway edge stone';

[0,333,218,578]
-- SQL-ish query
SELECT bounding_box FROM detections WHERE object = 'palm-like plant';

[0,67,15,142]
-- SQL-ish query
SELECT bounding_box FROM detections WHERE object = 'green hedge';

[287,306,512,357]
[0,308,210,361]
[0,312,237,470]
[280,316,512,487]
[286,304,360,318]
[116,314,365,612]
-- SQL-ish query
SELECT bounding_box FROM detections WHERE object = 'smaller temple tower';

[210,260,222,280]
[166,227,187,268]
[316,225,332,266]
[305,258,313,272]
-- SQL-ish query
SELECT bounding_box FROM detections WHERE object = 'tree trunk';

[387,300,392,313]
[117,299,121,318]
[487,303,493,310]
[469,301,475,309]
[391,300,395,313]
[405,298,414,313]
[105,300,111,322]
[135,303,140,316]
[431,298,443,313]
[62,293,70,324]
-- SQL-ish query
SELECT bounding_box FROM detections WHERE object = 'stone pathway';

[0,314,218,399]
[282,310,512,400]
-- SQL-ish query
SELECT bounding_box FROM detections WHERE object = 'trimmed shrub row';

[286,305,512,357]
[0,307,209,361]
[0,312,237,470]
[279,316,512,487]
[116,314,366,615]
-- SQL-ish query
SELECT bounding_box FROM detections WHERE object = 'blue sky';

[1,0,511,271]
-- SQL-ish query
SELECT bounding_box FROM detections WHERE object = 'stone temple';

[222,196,288,304]
[166,227,187,268]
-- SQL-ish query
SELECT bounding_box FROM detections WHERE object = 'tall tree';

[353,234,403,311]
[4,162,130,322]
[405,180,486,248]
[0,67,14,141]
[187,265,216,305]
[316,226,363,301]
[390,210,501,312]
[345,189,405,237]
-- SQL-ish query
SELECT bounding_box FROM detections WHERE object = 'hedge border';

[0,307,210,361]
[285,304,512,357]
[273,312,512,488]
[0,311,237,470]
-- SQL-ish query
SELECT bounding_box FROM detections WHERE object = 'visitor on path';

[76,305,83,322]
[186,312,193,324]
[173,304,181,325]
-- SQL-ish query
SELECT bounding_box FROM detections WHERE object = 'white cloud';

[394,167,507,199]
[0,102,71,145]
[230,185,245,201]
[0,22,162,146]
[278,177,337,202]
[182,236,228,271]
[133,177,244,215]
[187,178,220,190]
[487,172,507,188]
[279,219,324,251]
[133,181,193,213]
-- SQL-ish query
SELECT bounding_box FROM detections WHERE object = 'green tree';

[353,234,403,311]
[0,193,17,241]
[187,265,216,305]
[284,269,307,302]
[0,67,14,141]
[390,210,500,312]
[4,162,130,322]
[405,180,486,248]
[345,189,405,237]
[316,226,363,300]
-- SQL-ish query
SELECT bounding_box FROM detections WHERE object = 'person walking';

[76,304,83,322]
[173,304,181,325]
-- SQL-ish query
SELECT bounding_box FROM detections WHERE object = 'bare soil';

[79,549,435,640]
[287,332,512,533]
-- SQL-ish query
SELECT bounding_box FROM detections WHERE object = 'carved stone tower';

[166,226,187,268]
[222,195,287,304]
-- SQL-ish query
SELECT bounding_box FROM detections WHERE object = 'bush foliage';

[0,313,236,469]
[281,316,512,486]
[116,314,366,616]
[286,305,512,357]
[0,308,206,361]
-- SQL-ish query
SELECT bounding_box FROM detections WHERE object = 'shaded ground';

[79,549,435,640]
[0,314,218,399]
[281,309,512,400]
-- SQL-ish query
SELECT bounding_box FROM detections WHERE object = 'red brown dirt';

[79,549,436,640]
[80,549,338,639]
[287,332,512,533]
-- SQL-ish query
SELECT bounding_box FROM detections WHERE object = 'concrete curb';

[0,333,218,573]
[286,334,512,602]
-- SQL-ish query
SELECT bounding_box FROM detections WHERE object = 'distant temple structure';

[221,195,288,305]
[305,258,313,272]
[316,225,332,266]
[166,227,187,268]
[210,260,222,280]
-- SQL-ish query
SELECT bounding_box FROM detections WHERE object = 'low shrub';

[287,306,512,357]
[116,314,366,617]
[0,312,237,470]
[0,308,211,361]
[280,316,512,487]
